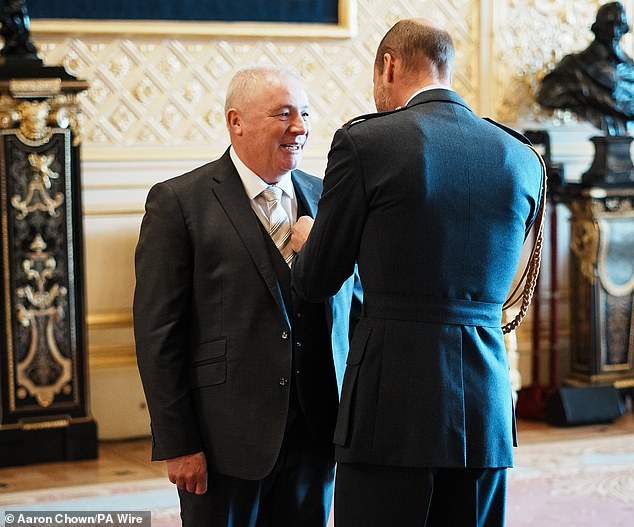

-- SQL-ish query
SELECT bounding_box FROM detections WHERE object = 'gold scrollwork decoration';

[11,152,64,219]
[570,217,600,283]
[50,94,84,146]
[0,92,84,145]
[15,234,71,408]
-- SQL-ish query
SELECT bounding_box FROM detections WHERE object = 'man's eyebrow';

[269,104,311,113]
[269,105,291,112]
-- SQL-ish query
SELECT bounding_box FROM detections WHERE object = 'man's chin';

[282,156,303,172]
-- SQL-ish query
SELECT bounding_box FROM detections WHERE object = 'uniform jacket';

[292,89,543,469]
[134,149,359,480]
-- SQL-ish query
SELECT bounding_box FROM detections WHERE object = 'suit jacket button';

[279,377,289,386]
[281,331,289,339]
[295,341,302,348]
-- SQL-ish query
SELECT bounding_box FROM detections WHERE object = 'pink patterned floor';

[1,434,632,526]
[507,433,634,526]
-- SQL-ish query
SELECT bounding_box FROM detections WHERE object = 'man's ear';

[383,52,396,84]
[226,109,242,135]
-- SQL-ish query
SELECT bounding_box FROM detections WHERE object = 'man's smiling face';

[230,73,311,184]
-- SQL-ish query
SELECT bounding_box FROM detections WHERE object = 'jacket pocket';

[334,326,372,446]
[191,338,227,388]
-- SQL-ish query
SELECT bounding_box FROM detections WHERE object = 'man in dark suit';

[291,19,544,527]
[134,65,359,527]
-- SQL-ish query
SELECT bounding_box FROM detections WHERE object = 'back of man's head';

[374,19,454,83]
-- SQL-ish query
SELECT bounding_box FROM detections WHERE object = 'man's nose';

[290,113,309,134]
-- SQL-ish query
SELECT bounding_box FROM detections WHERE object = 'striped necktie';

[259,186,294,266]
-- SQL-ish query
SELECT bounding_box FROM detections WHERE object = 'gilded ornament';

[15,234,71,408]
[17,99,51,142]
[9,78,61,98]
[11,152,64,218]
[570,217,600,283]
[0,109,16,128]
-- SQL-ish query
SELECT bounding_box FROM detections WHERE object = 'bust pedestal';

[582,136,634,186]
[565,183,634,390]
[0,58,97,466]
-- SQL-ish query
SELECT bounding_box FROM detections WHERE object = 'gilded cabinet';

[567,186,634,388]
[0,76,97,466]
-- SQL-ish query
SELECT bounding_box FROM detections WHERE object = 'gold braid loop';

[501,145,548,334]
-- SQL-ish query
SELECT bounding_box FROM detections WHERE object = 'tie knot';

[260,186,283,203]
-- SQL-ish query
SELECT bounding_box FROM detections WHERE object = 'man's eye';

[277,112,291,119]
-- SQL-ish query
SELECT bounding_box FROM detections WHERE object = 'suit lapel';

[212,151,287,318]
[292,170,320,218]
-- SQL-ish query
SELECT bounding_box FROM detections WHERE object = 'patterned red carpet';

[1,433,633,526]
[507,433,634,526]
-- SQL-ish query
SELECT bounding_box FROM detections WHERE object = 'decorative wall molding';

[87,310,132,328]
[88,343,136,369]
[31,0,358,39]
[86,310,134,369]
[32,0,477,162]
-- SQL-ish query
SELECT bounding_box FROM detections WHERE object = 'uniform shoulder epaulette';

[343,107,404,128]
[483,117,532,145]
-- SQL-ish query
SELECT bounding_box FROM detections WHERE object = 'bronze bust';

[537,2,634,136]
[0,0,39,60]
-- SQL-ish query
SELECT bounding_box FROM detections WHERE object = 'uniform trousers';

[334,462,507,527]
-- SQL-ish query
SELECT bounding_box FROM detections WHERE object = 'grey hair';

[224,64,303,114]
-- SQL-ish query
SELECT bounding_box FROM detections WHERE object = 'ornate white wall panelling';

[25,0,631,436]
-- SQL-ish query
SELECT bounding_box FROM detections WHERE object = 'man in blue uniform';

[291,19,544,527]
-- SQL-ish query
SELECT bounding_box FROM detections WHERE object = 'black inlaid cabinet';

[566,184,634,389]
[0,71,97,466]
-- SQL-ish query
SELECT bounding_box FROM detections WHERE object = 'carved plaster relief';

[32,0,478,159]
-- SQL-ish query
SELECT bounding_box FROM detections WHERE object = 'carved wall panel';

[32,0,478,160]
[31,1,634,158]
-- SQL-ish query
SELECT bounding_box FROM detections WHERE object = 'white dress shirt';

[403,84,453,107]
[230,146,297,228]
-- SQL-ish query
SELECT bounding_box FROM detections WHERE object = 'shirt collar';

[230,146,295,200]
[404,84,453,107]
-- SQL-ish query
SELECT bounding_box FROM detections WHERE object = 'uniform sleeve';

[525,147,546,237]
[292,127,368,302]
[133,182,204,460]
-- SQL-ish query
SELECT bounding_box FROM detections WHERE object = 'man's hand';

[166,451,208,495]
[291,216,314,253]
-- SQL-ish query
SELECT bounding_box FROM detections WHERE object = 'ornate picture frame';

[29,0,357,39]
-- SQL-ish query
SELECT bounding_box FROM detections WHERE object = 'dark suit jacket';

[134,149,358,480]
[292,89,543,469]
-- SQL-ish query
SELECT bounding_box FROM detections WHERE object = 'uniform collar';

[403,84,454,107]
